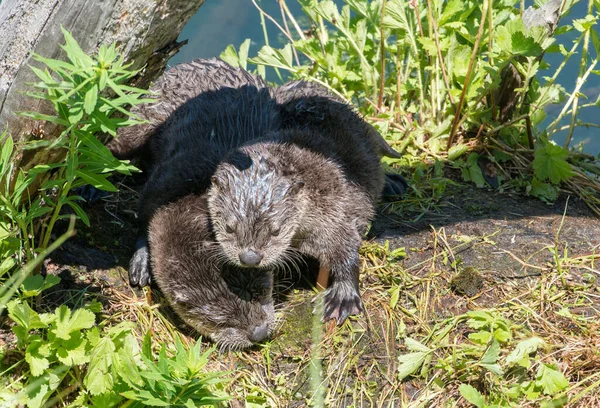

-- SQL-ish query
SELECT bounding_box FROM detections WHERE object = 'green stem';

[40,131,77,250]
[564,0,594,149]
[253,0,283,82]
[547,59,598,137]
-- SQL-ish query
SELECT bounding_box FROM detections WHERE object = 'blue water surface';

[168,0,599,154]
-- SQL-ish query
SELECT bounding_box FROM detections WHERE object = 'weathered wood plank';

[0,0,205,141]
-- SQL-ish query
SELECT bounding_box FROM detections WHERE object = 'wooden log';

[0,0,206,143]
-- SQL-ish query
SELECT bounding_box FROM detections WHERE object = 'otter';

[149,193,275,350]
[110,58,406,328]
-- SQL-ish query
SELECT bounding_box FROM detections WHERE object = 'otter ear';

[289,181,305,195]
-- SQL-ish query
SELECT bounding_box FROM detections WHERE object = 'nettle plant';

[221,0,600,213]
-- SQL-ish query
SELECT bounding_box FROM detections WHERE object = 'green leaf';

[249,44,296,71]
[85,336,116,395]
[459,384,485,408]
[51,305,96,340]
[591,29,600,57]
[75,169,118,192]
[7,299,47,331]
[84,84,98,114]
[530,178,559,202]
[462,153,486,188]
[25,337,52,376]
[448,144,469,160]
[533,143,573,184]
[573,14,597,32]
[481,339,500,365]
[405,337,431,353]
[56,332,90,366]
[20,274,61,298]
[397,351,428,380]
[506,337,544,366]
[537,364,569,395]
[66,200,91,227]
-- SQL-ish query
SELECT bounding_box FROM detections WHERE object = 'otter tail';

[367,124,402,159]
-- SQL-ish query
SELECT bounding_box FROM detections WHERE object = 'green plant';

[222,0,600,213]
[396,310,569,407]
[0,27,150,293]
[0,299,229,407]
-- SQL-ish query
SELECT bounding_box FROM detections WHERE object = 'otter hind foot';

[382,172,409,199]
[129,237,151,287]
[323,282,364,325]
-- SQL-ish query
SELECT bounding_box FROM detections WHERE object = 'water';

[169,0,599,154]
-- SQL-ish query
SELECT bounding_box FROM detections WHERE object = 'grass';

[30,174,598,407]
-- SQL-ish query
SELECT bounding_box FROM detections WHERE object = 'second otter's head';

[208,145,305,269]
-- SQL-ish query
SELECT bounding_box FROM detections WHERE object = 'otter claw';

[129,237,151,287]
[323,285,364,325]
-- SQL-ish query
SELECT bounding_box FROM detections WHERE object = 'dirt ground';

[12,172,600,406]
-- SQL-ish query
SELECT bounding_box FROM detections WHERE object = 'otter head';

[207,147,304,269]
[167,268,276,351]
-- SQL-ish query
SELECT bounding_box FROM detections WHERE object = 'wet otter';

[110,58,405,329]
[149,193,275,350]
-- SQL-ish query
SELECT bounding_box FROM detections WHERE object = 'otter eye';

[271,227,281,236]
[225,223,235,233]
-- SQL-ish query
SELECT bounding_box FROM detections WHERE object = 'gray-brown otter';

[149,193,275,350]
[109,58,406,333]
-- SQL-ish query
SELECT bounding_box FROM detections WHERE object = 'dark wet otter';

[110,58,405,327]
[149,193,275,350]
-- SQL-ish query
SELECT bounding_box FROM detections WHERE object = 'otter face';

[208,153,304,269]
[170,288,276,351]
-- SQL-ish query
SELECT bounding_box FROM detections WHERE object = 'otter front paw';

[129,237,151,287]
[323,282,364,325]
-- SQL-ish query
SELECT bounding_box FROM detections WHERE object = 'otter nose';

[239,250,263,266]
[249,322,269,343]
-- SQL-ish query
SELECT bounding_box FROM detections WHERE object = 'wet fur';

[149,194,275,351]
[111,58,402,343]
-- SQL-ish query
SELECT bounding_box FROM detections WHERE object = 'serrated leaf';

[85,336,116,395]
[469,331,491,345]
[573,14,597,32]
[533,143,573,184]
[459,384,485,408]
[481,339,500,365]
[52,305,96,340]
[26,338,52,376]
[249,44,295,71]
[397,351,428,380]
[506,337,544,366]
[537,364,569,395]
[56,332,89,366]
[7,299,47,331]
